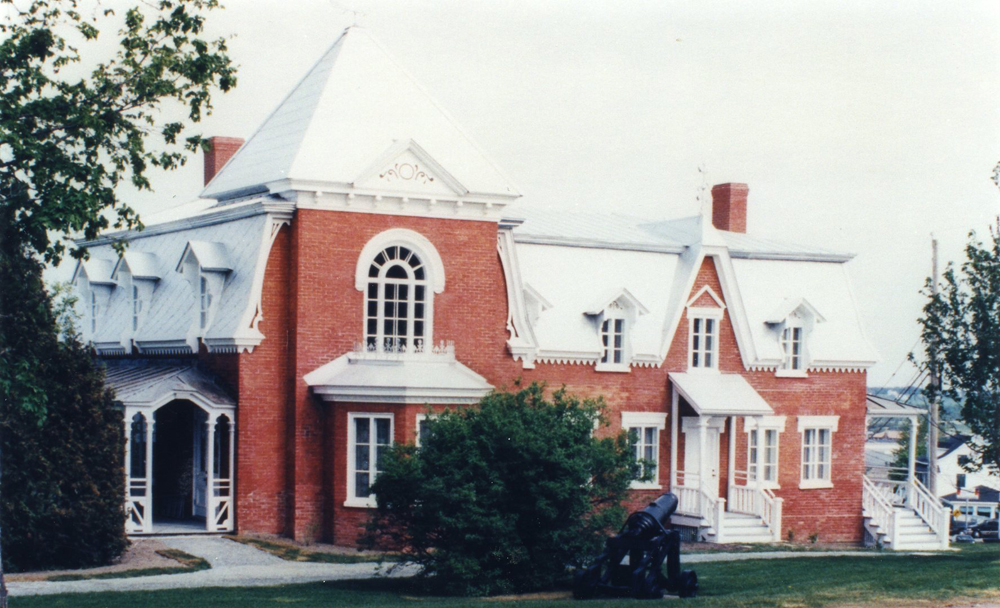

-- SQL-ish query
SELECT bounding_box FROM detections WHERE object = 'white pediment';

[353,139,469,197]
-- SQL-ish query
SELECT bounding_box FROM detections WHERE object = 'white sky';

[51,0,1000,388]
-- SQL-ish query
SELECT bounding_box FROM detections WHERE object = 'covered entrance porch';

[864,395,949,550]
[668,372,783,543]
[104,360,236,535]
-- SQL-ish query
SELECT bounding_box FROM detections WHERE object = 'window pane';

[356,445,370,471]
[705,352,712,367]
[416,285,425,300]
[376,419,391,444]
[414,267,425,280]
[375,252,386,266]
[398,284,408,299]
[398,302,408,318]
[355,418,370,444]
[376,445,387,472]
[415,303,424,319]
[385,284,396,299]
[706,319,714,334]
[368,283,377,298]
[356,473,370,497]
[694,318,702,333]
[615,319,624,333]
[415,321,424,337]
[367,301,378,316]
[692,352,700,367]
[398,320,407,336]
[369,265,379,278]
[367,319,377,335]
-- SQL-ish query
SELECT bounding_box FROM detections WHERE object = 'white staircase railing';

[863,474,898,547]
[909,477,950,549]
[674,470,726,542]
[727,480,783,542]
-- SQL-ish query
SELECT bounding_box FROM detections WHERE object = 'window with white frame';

[199,275,212,330]
[798,416,838,489]
[780,318,805,373]
[600,315,625,366]
[131,284,143,332]
[622,412,666,489]
[365,246,429,352]
[689,311,722,370]
[745,416,785,488]
[90,290,99,334]
[347,413,393,507]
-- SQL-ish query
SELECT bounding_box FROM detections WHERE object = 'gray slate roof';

[103,359,235,408]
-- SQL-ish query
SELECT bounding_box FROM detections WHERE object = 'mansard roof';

[507,208,877,371]
[201,27,519,201]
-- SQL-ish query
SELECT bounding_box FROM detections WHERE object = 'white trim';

[744,417,785,489]
[352,138,470,196]
[686,285,726,309]
[621,411,667,430]
[345,412,394,509]
[797,415,840,433]
[744,415,787,431]
[354,229,446,294]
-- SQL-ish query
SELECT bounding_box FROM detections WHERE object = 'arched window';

[365,245,429,352]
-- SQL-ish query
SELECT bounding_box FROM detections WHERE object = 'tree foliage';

[916,226,1000,477]
[0,0,236,263]
[363,383,639,596]
[0,241,126,572]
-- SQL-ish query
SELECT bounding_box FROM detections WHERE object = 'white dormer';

[765,297,825,377]
[522,283,553,328]
[111,252,162,346]
[686,285,726,372]
[177,241,233,348]
[72,258,116,341]
[585,288,649,372]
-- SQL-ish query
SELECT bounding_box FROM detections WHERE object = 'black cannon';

[573,492,698,600]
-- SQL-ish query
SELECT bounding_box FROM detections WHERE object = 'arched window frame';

[355,229,446,354]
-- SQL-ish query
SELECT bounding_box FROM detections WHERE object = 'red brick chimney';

[711,183,749,233]
[203,136,244,186]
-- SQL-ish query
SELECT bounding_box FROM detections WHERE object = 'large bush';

[0,249,127,572]
[364,383,638,596]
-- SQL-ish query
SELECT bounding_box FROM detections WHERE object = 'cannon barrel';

[623,492,679,539]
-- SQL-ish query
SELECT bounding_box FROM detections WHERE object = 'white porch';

[104,360,237,535]
[863,395,949,550]
[668,372,783,544]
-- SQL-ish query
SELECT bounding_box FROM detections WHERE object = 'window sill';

[775,369,808,378]
[798,480,833,490]
[343,497,377,509]
[630,482,663,491]
[685,366,720,374]
[595,363,631,373]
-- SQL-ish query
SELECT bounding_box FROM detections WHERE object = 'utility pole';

[928,235,940,495]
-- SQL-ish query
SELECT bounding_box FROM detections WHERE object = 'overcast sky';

[52,0,1000,388]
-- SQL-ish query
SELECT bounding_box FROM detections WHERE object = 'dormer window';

[90,290,99,334]
[176,241,233,344]
[685,285,726,372]
[586,289,649,373]
[781,323,803,371]
[200,275,212,330]
[600,311,625,365]
[766,298,824,377]
[132,284,144,332]
[72,257,115,342]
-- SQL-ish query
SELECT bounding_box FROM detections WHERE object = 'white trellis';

[123,390,236,534]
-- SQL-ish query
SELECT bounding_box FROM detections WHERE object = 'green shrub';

[363,383,637,596]
[0,248,127,572]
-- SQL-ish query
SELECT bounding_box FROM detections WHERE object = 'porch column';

[228,418,236,483]
[670,389,679,489]
[754,416,764,487]
[144,414,154,533]
[698,417,709,496]
[205,415,217,532]
[908,416,918,482]
[728,416,736,491]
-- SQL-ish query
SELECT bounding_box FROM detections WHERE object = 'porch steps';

[865,507,943,551]
[707,511,774,544]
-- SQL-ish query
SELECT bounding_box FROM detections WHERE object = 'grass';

[224,535,403,564]
[12,543,999,607]
[43,549,210,582]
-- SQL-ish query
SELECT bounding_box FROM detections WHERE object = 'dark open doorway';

[153,400,208,529]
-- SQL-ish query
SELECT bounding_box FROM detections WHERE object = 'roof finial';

[329,1,366,27]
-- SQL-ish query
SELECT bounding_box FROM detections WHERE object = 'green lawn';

[13,544,999,608]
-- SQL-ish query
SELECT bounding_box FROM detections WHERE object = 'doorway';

[152,400,208,531]
[682,417,723,499]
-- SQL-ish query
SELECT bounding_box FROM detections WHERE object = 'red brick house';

[73,27,939,548]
